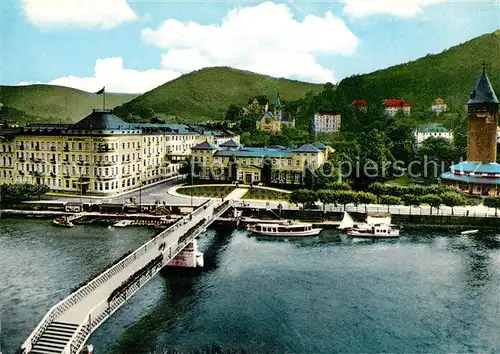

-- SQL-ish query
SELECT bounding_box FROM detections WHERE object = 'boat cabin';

[254,224,313,233]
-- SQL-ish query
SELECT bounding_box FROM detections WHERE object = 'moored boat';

[344,213,400,239]
[52,217,74,228]
[346,224,400,238]
[247,221,322,237]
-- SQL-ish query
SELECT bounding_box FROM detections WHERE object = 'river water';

[2,218,500,353]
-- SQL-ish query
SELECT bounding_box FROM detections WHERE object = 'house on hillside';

[243,95,269,116]
[351,100,368,113]
[414,123,453,149]
[431,98,448,114]
[383,98,412,116]
[255,93,295,133]
[310,113,341,135]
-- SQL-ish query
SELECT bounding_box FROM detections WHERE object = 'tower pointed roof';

[467,64,499,105]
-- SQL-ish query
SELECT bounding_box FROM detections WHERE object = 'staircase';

[30,322,78,354]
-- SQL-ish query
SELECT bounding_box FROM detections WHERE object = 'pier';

[20,188,247,354]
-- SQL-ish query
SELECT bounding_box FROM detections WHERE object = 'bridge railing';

[64,199,233,354]
[22,200,214,353]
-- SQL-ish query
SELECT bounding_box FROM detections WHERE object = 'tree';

[441,192,466,215]
[401,194,420,214]
[261,157,272,185]
[378,195,402,212]
[228,156,238,182]
[483,196,500,217]
[290,189,317,209]
[419,194,442,215]
[225,104,241,121]
[327,181,351,191]
[239,116,256,133]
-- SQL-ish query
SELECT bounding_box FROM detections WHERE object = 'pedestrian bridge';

[20,188,247,354]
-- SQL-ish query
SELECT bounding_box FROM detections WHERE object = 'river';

[2,218,500,353]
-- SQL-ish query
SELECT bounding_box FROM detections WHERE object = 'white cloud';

[342,0,444,18]
[142,2,360,83]
[17,57,181,94]
[22,0,137,29]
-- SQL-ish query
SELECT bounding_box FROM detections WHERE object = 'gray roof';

[293,144,320,153]
[192,141,218,150]
[72,109,136,130]
[467,67,499,105]
[220,139,240,148]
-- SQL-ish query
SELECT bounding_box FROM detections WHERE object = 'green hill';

[337,30,500,112]
[0,85,137,124]
[114,67,323,122]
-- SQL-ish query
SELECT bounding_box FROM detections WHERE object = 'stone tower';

[466,64,500,162]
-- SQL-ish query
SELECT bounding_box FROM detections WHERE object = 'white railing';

[64,201,232,354]
[22,199,215,353]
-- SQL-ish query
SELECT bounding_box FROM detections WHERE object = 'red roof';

[351,100,368,107]
[384,99,412,107]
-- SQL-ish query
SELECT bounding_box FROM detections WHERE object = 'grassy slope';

[337,30,500,111]
[115,66,323,122]
[0,85,137,124]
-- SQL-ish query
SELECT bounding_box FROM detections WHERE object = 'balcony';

[63,146,70,152]
[77,160,89,166]
[122,159,131,165]
[96,161,115,166]
[18,158,25,162]
[95,147,115,153]
[50,159,57,164]
[96,175,115,181]
[62,159,70,165]
[64,174,71,179]
[18,171,24,175]
[35,146,40,151]
[50,172,57,177]
[122,172,131,177]
[30,171,44,177]
[30,158,43,163]
[51,146,56,151]
[19,145,25,150]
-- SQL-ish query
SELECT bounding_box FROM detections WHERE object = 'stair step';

[31,343,63,353]
[44,328,75,336]
[30,350,59,354]
[50,322,79,330]
[36,339,67,349]
[38,334,70,344]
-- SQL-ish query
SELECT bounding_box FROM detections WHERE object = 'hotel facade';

[0,109,238,196]
[191,139,328,185]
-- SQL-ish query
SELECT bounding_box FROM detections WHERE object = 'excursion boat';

[52,217,74,228]
[339,212,400,239]
[247,221,322,237]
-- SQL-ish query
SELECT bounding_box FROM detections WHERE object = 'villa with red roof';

[351,100,368,113]
[383,98,412,116]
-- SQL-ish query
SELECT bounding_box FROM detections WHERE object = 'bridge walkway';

[22,188,247,354]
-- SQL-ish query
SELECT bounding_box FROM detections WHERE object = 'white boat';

[347,224,400,238]
[113,219,133,227]
[338,211,355,230]
[346,214,400,239]
[52,217,74,228]
[247,222,322,237]
[461,229,479,235]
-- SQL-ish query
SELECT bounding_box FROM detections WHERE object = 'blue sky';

[1,0,499,93]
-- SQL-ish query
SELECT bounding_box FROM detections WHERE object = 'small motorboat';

[247,221,322,237]
[345,214,400,239]
[461,229,479,235]
[52,217,74,228]
[346,223,400,239]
